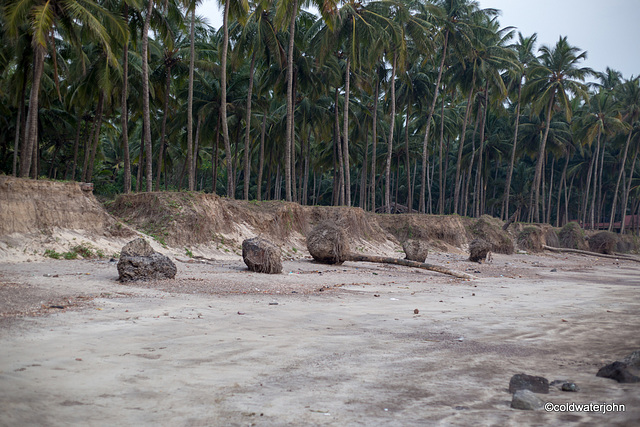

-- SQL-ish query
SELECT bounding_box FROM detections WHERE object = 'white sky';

[199,0,640,79]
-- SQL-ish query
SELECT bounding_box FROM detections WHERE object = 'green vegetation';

[1,0,639,234]
[44,249,61,259]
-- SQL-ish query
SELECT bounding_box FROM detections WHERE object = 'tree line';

[1,0,639,233]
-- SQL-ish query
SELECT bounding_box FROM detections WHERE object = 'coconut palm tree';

[5,0,126,178]
[501,32,537,220]
[522,36,591,223]
[609,77,640,231]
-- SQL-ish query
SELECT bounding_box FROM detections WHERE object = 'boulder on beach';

[117,238,176,282]
[508,373,549,394]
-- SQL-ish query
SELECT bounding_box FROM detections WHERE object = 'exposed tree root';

[542,245,640,263]
[345,254,475,280]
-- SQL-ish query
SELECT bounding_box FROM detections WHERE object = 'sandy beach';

[1,251,638,426]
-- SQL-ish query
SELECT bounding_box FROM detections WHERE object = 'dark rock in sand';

[561,382,580,392]
[117,238,176,282]
[469,239,491,263]
[509,373,549,394]
[402,239,429,262]
[596,361,640,383]
[511,389,544,410]
[121,237,156,257]
[242,237,282,274]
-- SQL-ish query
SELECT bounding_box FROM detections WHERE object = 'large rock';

[508,373,549,394]
[402,239,429,263]
[511,389,545,410]
[596,350,640,383]
[121,237,155,257]
[117,238,176,282]
[242,237,282,274]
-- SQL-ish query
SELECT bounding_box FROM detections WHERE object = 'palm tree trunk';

[82,116,95,182]
[49,31,62,102]
[454,76,475,214]
[257,113,266,201]
[502,78,522,220]
[590,132,602,229]
[556,151,569,227]
[212,113,220,194]
[609,130,633,231]
[581,145,597,227]
[284,0,299,202]
[370,80,379,212]
[186,6,196,191]
[546,156,555,224]
[20,44,45,178]
[404,106,411,211]
[121,4,131,193]
[194,114,201,181]
[243,51,256,200]
[385,52,397,214]
[157,66,171,191]
[474,84,488,218]
[31,123,39,179]
[221,0,233,197]
[343,57,352,206]
[419,30,448,213]
[360,125,369,210]
[532,94,555,223]
[70,115,82,181]
[86,90,104,183]
[335,87,345,205]
[141,0,154,191]
[136,126,144,192]
[438,92,445,215]
[464,109,481,216]
[596,137,607,227]
[12,78,26,176]
[303,128,310,205]
[620,146,639,234]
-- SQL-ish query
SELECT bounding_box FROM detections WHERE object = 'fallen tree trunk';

[307,221,475,279]
[542,245,640,263]
[345,253,475,280]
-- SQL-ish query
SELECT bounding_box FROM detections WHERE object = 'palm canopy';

[524,36,593,121]
[5,0,127,66]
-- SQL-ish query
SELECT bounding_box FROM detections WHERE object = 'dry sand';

[0,251,638,426]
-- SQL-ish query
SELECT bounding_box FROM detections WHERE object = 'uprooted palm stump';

[469,239,491,262]
[402,239,429,263]
[242,237,283,274]
[306,222,474,280]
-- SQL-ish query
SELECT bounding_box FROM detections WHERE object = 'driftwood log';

[542,245,640,263]
[346,254,474,279]
[307,221,474,280]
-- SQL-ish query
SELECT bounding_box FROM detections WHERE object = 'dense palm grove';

[1,0,639,232]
